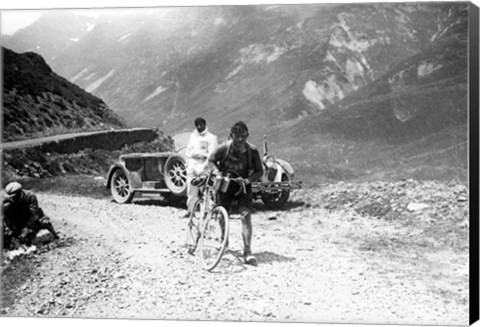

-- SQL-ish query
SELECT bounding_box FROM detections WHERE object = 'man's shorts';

[219,184,253,212]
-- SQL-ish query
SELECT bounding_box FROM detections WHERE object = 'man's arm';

[25,193,42,228]
[208,143,226,168]
[2,201,19,235]
[185,133,195,159]
[247,147,264,184]
[207,134,218,157]
[187,133,212,160]
[3,221,13,236]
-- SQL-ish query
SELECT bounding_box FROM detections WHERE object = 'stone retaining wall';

[34,128,158,154]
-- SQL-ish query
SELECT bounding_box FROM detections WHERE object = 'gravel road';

[1,180,469,325]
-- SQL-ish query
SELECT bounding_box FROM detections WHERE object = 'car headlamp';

[265,156,276,169]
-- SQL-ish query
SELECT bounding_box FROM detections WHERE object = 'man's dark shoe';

[244,254,258,266]
[186,244,196,255]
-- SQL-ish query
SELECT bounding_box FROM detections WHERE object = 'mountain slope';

[5,4,467,133]
[272,20,468,183]
[5,12,96,63]
[3,3,470,183]
[2,47,125,141]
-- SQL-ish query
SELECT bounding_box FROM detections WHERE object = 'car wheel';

[262,174,290,209]
[111,169,134,204]
[164,154,187,197]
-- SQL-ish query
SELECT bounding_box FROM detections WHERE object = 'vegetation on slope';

[2,47,125,141]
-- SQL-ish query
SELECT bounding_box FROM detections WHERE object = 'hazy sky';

[1,0,477,35]
[2,11,41,35]
[2,9,105,36]
[0,0,307,35]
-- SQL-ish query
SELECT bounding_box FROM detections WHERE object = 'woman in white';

[184,117,218,217]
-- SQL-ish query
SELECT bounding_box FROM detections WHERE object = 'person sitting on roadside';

[184,117,218,218]
[208,121,263,265]
[2,182,59,248]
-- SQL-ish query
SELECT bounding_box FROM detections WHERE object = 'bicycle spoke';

[185,200,203,254]
[200,206,229,271]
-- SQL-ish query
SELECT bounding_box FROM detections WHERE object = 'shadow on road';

[1,238,75,310]
[130,197,187,209]
[254,251,296,264]
[227,249,295,265]
[130,197,308,213]
[1,255,35,309]
[252,200,308,212]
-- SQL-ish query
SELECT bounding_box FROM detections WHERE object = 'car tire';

[164,154,187,197]
[111,168,134,204]
[262,173,290,209]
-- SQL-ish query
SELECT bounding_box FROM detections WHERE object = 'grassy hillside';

[2,47,125,141]
[2,4,470,185]
[270,35,468,185]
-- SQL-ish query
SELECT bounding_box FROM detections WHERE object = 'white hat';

[5,182,22,197]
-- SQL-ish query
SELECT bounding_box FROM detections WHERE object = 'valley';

[2,2,471,185]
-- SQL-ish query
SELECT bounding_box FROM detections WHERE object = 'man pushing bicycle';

[208,121,263,265]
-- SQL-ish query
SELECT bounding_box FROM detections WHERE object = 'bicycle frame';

[185,172,220,253]
[186,172,239,271]
[197,173,219,213]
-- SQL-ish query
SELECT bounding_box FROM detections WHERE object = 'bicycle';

[185,171,246,271]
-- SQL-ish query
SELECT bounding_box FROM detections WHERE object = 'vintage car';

[251,136,302,208]
[106,151,187,204]
[106,132,301,208]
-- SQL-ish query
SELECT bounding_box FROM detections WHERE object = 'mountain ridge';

[3,3,471,183]
[2,47,125,141]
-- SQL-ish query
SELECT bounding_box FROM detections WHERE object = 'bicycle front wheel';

[200,206,229,271]
[185,199,203,255]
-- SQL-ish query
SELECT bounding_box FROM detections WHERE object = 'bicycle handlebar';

[191,172,248,195]
[224,176,247,195]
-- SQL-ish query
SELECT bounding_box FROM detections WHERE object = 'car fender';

[106,163,129,189]
[270,164,284,182]
[275,158,294,177]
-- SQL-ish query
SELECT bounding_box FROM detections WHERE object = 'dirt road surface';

[1,180,469,325]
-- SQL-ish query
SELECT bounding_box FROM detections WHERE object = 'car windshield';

[171,131,192,153]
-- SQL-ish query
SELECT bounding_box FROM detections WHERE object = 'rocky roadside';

[0,179,470,325]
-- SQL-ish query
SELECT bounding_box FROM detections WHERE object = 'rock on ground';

[0,180,469,325]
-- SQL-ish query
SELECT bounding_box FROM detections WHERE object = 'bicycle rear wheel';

[200,206,229,271]
[185,199,203,255]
